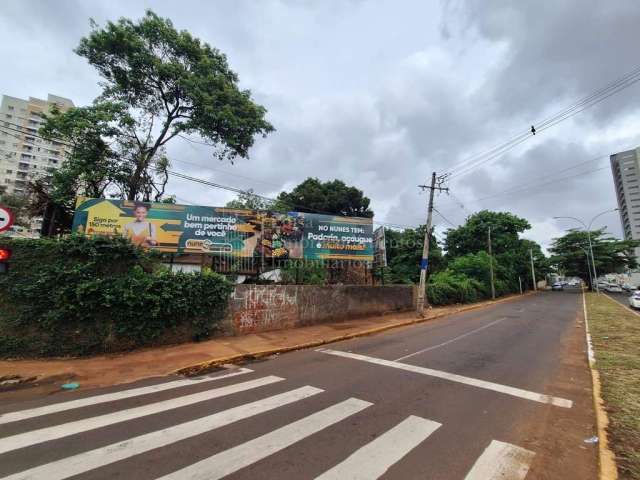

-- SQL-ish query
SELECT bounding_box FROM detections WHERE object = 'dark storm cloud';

[1,0,639,247]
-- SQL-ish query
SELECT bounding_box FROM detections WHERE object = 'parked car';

[551,282,564,291]
[629,291,640,309]
[622,283,635,292]
[605,284,623,293]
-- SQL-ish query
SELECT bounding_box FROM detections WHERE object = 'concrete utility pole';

[416,172,449,316]
[529,248,537,290]
[487,226,496,300]
[518,276,523,295]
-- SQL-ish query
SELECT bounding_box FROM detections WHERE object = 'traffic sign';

[0,205,14,233]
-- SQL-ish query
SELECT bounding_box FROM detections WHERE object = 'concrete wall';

[224,284,415,335]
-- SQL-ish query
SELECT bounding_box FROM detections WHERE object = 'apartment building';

[610,147,640,259]
[0,93,74,235]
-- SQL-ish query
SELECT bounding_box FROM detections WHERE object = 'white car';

[605,284,623,293]
[629,291,640,309]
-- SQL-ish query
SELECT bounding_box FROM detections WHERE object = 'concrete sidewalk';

[0,293,532,398]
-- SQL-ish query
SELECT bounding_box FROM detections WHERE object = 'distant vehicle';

[605,284,623,293]
[622,283,635,292]
[551,282,564,291]
[629,291,640,309]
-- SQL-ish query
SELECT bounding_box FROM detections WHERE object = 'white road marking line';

[158,397,373,480]
[463,440,535,480]
[0,375,283,455]
[318,349,573,408]
[315,415,441,480]
[394,318,507,361]
[2,386,322,480]
[0,368,253,426]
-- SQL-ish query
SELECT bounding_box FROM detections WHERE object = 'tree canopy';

[383,227,443,284]
[444,210,531,257]
[41,10,273,204]
[549,228,639,287]
[276,178,373,218]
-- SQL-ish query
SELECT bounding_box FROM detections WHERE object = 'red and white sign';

[0,206,14,233]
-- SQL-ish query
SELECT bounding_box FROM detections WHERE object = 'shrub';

[426,271,486,305]
[0,235,232,358]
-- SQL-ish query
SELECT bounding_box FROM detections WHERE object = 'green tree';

[276,178,373,218]
[74,10,274,201]
[383,227,443,284]
[225,189,280,211]
[32,103,128,234]
[549,229,639,288]
[444,210,530,257]
[438,210,547,295]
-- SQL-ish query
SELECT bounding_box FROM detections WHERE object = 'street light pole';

[553,208,618,293]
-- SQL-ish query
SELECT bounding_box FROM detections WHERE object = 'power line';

[433,207,457,228]
[0,122,73,147]
[163,167,419,230]
[447,66,640,178]
[438,164,608,221]
[443,64,640,179]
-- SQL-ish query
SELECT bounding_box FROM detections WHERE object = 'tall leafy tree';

[74,10,274,201]
[444,210,531,257]
[32,103,127,234]
[442,210,547,293]
[549,228,639,288]
[276,178,373,217]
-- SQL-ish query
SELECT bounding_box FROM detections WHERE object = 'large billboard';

[72,197,374,261]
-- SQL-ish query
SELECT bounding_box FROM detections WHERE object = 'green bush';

[0,235,232,358]
[426,271,486,305]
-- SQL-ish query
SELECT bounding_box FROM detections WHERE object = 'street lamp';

[553,208,619,293]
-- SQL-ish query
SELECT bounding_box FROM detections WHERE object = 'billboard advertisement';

[72,197,374,261]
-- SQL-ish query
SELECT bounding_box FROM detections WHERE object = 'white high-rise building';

[610,147,640,260]
[0,93,74,235]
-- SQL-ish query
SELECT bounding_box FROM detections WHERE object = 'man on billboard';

[123,202,158,247]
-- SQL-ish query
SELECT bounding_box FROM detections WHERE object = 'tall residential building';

[610,147,640,259]
[0,93,74,235]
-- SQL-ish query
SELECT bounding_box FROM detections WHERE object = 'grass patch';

[586,293,640,479]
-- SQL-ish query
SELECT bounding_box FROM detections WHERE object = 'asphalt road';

[604,290,634,310]
[0,291,597,479]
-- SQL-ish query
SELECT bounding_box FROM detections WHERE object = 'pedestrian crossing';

[0,369,536,479]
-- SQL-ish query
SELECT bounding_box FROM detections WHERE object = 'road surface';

[604,290,637,311]
[0,291,597,479]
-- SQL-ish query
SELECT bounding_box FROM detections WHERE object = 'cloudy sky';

[2,0,640,249]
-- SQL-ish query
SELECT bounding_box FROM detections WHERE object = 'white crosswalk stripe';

[0,375,283,455]
[315,415,441,480]
[157,397,373,480]
[318,348,573,408]
[0,373,540,479]
[1,386,323,480]
[0,368,253,426]
[463,440,535,480]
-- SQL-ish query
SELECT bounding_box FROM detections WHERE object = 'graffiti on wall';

[231,285,299,334]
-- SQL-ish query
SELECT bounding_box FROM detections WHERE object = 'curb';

[600,291,640,318]
[174,291,537,376]
[582,289,618,480]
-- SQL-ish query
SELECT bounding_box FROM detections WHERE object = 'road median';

[585,292,640,479]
